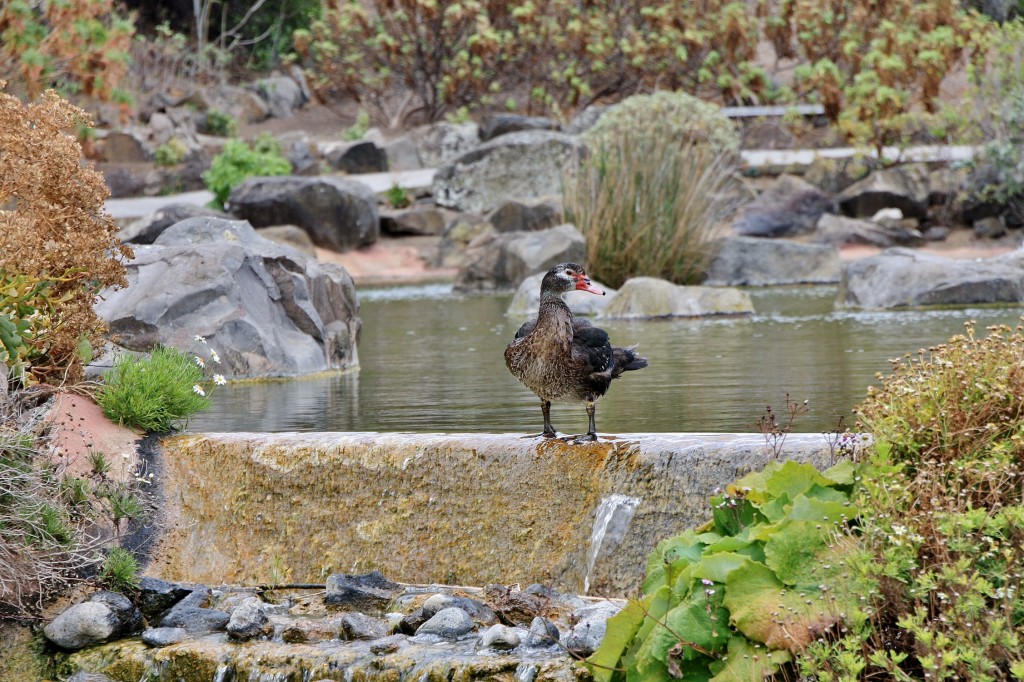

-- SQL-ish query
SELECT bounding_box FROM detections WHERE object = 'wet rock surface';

[63,575,617,682]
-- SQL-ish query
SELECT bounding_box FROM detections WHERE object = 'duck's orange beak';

[575,274,605,295]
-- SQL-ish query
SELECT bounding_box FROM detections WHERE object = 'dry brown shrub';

[0,85,133,384]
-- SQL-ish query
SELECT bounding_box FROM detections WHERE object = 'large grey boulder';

[226,597,272,641]
[837,163,931,219]
[433,131,585,214]
[377,121,481,171]
[454,224,586,293]
[704,236,842,286]
[487,197,563,233]
[44,592,142,650]
[119,203,227,245]
[812,212,920,248]
[251,75,306,119]
[95,217,360,379]
[839,248,1024,309]
[507,271,613,317]
[227,176,379,252]
[732,174,833,237]
[323,140,388,174]
[598,278,754,319]
[480,113,560,141]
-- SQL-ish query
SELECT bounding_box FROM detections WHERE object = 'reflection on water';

[189,284,1024,434]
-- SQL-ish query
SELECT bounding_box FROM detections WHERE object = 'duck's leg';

[541,399,557,438]
[567,402,599,442]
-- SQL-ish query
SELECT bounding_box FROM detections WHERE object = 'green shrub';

[589,459,860,682]
[384,183,411,209]
[202,134,292,210]
[153,138,187,167]
[566,99,739,288]
[97,346,212,433]
[203,109,239,138]
[97,547,139,594]
[343,110,371,141]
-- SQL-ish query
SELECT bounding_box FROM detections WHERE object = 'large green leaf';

[762,520,830,585]
[763,460,834,500]
[637,589,730,675]
[785,495,851,525]
[691,552,750,584]
[722,559,841,652]
[708,636,792,682]
[645,532,708,593]
[588,598,649,682]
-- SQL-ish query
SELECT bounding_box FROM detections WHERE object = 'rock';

[484,585,550,626]
[454,224,586,293]
[43,596,138,651]
[138,577,194,623]
[141,627,188,647]
[101,130,151,163]
[252,75,306,119]
[974,215,1007,239]
[88,592,143,635]
[433,131,586,214]
[598,278,754,319]
[562,105,610,135]
[922,225,951,242]
[339,612,388,640]
[415,606,475,639]
[256,225,318,258]
[837,163,931,219]
[421,594,498,624]
[119,203,227,245]
[506,271,613,317]
[380,206,451,236]
[479,623,522,650]
[324,140,388,174]
[227,597,272,641]
[732,174,833,237]
[279,135,321,176]
[432,213,494,268]
[704,236,842,286]
[396,608,429,635]
[562,601,622,657]
[838,248,1024,309]
[928,166,968,205]
[487,197,563,233]
[66,673,116,682]
[480,113,560,141]
[524,617,561,648]
[370,634,406,654]
[227,176,379,252]
[281,616,344,643]
[411,122,481,168]
[159,606,230,633]
[96,217,360,379]
[325,571,401,612]
[215,84,270,124]
[803,155,876,194]
[812,213,918,248]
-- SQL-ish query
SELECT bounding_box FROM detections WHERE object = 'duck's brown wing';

[575,325,613,375]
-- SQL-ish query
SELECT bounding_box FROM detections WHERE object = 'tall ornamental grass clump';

[98,346,212,432]
[565,93,740,288]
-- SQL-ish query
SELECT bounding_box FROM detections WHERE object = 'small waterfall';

[584,494,641,594]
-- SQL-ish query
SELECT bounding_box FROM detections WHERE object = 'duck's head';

[543,263,605,296]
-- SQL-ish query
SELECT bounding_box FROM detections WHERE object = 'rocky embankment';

[55,572,612,682]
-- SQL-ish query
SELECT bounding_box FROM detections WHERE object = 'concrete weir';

[151,432,851,595]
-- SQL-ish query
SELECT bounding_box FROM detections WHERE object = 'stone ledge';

[151,432,860,596]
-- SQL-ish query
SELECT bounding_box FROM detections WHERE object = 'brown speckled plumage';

[504,263,647,440]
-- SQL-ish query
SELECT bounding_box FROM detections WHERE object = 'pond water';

[188,284,1024,435]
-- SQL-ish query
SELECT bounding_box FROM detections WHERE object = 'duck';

[504,262,648,441]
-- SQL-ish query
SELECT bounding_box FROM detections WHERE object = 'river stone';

[44,602,122,650]
[66,673,115,682]
[598,278,753,319]
[141,627,188,647]
[256,224,318,257]
[704,236,841,286]
[561,601,623,657]
[416,606,475,639]
[95,217,360,380]
[160,606,230,632]
[378,121,482,171]
[370,633,406,654]
[506,271,613,318]
[524,617,561,648]
[812,212,916,248]
[454,224,586,293]
[380,205,452,237]
[479,623,523,650]
[251,75,306,119]
[837,163,931,219]
[89,591,143,635]
[326,571,401,612]
[324,140,388,174]
[838,248,1024,309]
[433,130,586,214]
[732,174,833,237]
[340,612,389,640]
[227,597,271,640]
[227,175,379,252]
[396,608,428,635]
[484,585,551,626]
[138,577,194,622]
[421,594,498,624]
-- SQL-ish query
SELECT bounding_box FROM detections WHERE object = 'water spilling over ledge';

[151,432,854,595]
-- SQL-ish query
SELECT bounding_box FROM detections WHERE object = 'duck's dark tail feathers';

[612,344,648,377]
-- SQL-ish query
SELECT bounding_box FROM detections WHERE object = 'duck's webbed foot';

[520,399,558,439]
